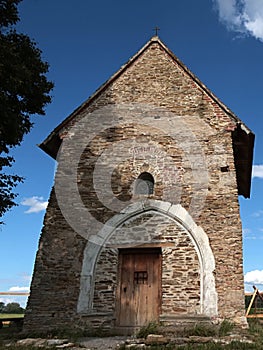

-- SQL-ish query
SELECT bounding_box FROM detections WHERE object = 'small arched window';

[134,172,154,195]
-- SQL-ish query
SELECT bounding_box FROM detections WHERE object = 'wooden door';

[116,248,161,327]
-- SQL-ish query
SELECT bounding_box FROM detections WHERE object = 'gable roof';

[39,36,254,198]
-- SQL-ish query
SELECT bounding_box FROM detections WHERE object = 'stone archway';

[77,200,218,317]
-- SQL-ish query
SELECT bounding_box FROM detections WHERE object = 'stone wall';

[92,213,200,316]
[24,38,247,332]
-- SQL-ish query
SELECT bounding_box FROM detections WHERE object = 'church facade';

[24,36,254,333]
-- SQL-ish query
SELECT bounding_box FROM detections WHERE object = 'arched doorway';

[77,200,217,321]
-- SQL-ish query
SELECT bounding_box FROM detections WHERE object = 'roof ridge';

[40,36,254,156]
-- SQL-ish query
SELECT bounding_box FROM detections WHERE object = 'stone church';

[24,36,254,333]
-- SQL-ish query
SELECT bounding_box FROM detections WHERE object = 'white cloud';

[243,0,263,40]
[0,286,30,308]
[21,196,48,214]
[0,297,13,305]
[242,227,257,239]
[244,269,263,286]
[213,0,263,42]
[213,0,242,28]
[8,286,30,292]
[251,210,263,217]
[252,165,263,178]
[243,228,251,235]
[244,283,262,293]
[20,273,31,282]
[0,296,28,308]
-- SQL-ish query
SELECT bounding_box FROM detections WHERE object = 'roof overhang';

[232,124,255,198]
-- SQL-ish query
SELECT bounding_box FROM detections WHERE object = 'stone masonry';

[23,36,254,333]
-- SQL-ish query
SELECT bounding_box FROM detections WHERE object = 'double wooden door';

[116,248,161,327]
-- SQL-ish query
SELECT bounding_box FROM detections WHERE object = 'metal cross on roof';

[154,26,160,36]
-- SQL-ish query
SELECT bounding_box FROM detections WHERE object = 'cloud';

[0,296,28,308]
[213,0,263,42]
[252,165,263,178]
[0,286,30,308]
[244,270,263,287]
[20,273,32,282]
[21,196,48,214]
[242,228,251,235]
[8,286,30,292]
[0,297,13,305]
[251,210,263,217]
[242,227,257,239]
[213,0,242,28]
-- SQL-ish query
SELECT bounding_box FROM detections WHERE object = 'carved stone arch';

[77,200,218,317]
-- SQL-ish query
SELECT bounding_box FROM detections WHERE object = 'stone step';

[158,314,214,336]
[160,314,211,324]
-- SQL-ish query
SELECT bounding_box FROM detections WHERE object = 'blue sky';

[1,0,263,307]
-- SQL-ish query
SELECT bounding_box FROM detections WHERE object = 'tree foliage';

[0,302,5,313]
[0,301,25,314]
[0,0,54,222]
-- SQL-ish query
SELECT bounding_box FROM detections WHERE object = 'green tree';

[0,302,5,313]
[0,0,54,223]
[2,302,25,314]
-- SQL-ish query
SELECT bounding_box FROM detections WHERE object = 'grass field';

[0,314,24,319]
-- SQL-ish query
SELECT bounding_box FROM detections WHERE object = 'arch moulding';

[77,199,218,318]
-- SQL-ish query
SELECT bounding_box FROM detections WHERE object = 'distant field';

[0,314,24,319]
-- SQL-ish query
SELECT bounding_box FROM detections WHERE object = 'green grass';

[0,314,24,319]
[176,343,263,350]
[0,318,262,350]
[218,320,234,337]
[136,321,159,338]
[118,343,263,350]
[184,323,217,337]
[248,308,263,315]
